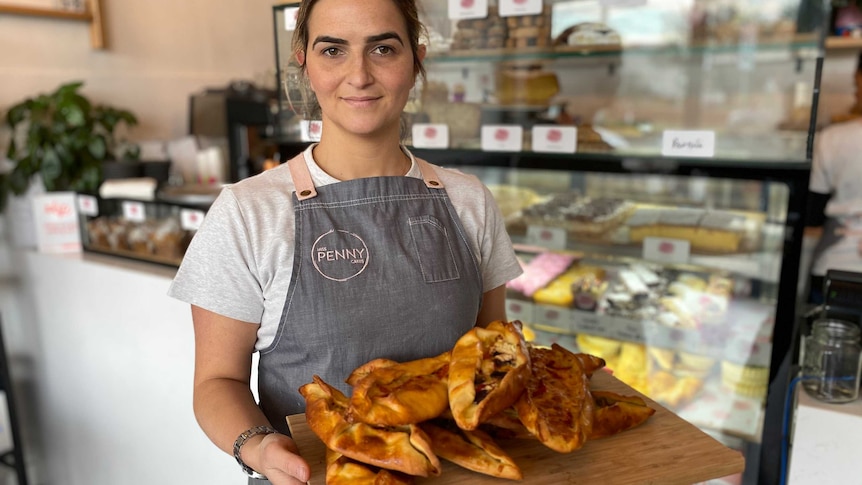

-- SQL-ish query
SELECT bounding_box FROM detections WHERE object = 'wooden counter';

[287,371,745,484]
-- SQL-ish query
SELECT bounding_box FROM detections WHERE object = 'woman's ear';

[417,44,427,63]
[295,50,306,66]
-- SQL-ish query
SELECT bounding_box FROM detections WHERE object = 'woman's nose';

[346,54,373,87]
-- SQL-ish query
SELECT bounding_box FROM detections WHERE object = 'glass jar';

[802,319,862,403]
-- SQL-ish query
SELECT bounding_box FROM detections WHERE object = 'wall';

[0,2,286,482]
[0,0,283,143]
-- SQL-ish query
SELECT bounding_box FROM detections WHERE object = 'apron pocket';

[409,215,461,283]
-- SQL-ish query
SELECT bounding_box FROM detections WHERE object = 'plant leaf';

[41,148,62,182]
[88,135,107,159]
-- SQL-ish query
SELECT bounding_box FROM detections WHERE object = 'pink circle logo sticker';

[311,229,370,282]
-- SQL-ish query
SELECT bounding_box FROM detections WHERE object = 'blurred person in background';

[806,51,862,303]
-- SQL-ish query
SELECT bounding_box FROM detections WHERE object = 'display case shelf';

[427,34,821,64]
[272,1,824,482]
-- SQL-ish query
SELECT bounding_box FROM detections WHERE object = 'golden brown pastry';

[325,448,415,484]
[448,320,531,431]
[515,343,594,453]
[574,351,606,377]
[347,351,451,426]
[480,407,535,441]
[589,391,656,440]
[419,419,523,480]
[299,375,441,477]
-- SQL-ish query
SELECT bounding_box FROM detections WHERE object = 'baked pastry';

[299,375,441,477]
[347,351,451,426]
[506,252,576,298]
[419,419,522,480]
[325,448,415,484]
[647,370,703,408]
[515,343,594,453]
[721,361,769,399]
[479,406,534,440]
[448,320,531,431]
[589,391,656,440]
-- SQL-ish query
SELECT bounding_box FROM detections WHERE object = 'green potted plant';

[1,81,139,211]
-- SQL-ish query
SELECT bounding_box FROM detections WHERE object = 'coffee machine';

[188,81,280,182]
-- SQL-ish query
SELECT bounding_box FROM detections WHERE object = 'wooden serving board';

[287,371,744,484]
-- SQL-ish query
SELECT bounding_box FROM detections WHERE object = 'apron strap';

[416,158,445,190]
[289,152,443,198]
[288,153,318,201]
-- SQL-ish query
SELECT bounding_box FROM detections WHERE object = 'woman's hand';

[245,432,311,484]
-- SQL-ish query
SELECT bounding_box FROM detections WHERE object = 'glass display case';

[76,194,210,267]
[272,1,828,483]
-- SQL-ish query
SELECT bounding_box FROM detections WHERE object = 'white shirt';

[810,119,862,276]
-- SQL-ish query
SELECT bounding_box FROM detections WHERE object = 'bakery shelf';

[825,35,862,50]
[427,35,820,64]
[272,1,821,481]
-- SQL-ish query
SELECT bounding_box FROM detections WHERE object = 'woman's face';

[297,0,424,139]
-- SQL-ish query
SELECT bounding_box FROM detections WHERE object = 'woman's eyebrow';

[312,32,404,48]
[312,35,346,48]
[367,32,404,45]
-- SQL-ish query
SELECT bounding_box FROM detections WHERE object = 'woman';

[167,0,522,483]
[806,51,862,303]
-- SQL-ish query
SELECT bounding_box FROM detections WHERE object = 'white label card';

[525,225,567,251]
[122,201,147,223]
[411,123,449,149]
[283,7,299,31]
[448,0,488,20]
[481,125,523,152]
[532,125,577,153]
[77,194,99,217]
[301,120,323,142]
[180,209,206,231]
[661,130,716,158]
[499,0,543,17]
[598,0,648,7]
[506,299,535,323]
[643,237,691,264]
[31,192,82,254]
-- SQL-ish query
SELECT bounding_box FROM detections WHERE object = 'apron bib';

[257,153,483,435]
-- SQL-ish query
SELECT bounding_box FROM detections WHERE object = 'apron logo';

[311,229,370,282]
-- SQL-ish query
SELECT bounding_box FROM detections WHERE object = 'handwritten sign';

[662,130,716,158]
[31,192,81,254]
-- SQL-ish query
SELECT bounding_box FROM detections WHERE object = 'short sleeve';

[167,188,265,323]
[478,184,523,291]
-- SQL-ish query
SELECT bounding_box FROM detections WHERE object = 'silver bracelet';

[233,425,280,480]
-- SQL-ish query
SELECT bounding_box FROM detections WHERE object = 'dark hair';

[858,52,862,73]
[291,0,427,81]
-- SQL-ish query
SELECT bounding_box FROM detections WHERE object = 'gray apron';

[257,153,483,438]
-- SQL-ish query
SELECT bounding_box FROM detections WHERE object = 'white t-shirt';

[167,145,523,349]
[809,119,862,276]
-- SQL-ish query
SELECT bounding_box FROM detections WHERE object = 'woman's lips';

[342,96,380,107]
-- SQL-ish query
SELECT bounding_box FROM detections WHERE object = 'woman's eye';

[373,45,394,56]
[322,47,341,57]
